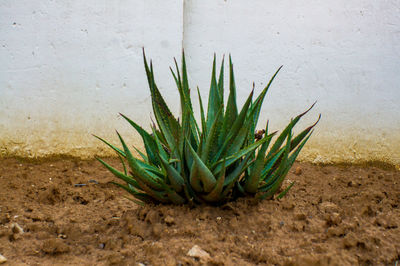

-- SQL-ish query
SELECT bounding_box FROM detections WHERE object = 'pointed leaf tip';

[313,114,322,127]
[300,101,317,116]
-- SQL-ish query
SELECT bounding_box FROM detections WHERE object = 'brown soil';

[0,158,399,266]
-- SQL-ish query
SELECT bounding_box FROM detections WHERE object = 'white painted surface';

[1,0,399,166]
[183,0,400,166]
[0,0,183,157]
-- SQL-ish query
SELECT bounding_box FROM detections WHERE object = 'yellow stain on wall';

[1,129,399,170]
[298,135,400,169]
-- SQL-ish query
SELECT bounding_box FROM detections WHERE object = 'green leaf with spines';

[159,155,185,192]
[244,124,271,193]
[150,125,169,164]
[133,146,148,163]
[202,159,226,202]
[206,54,222,133]
[219,55,238,146]
[289,114,320,151]
[258,128,293,199]
[119,113,159,166]
[93,134,125,157]
[171,54,199,147]
[223,88,268,157]
[265,102,316,162]
[109,181,153,203]
[117,153,128,175]
[211,131,275,176]
[187,140,217,193]
[261,149,285,181]
[116,131,164,191]
[221,153,254,198]
[261,113,320,181]
[214,89,254,161]
[249,66,283,128]
[144,53,181,160]
[261,129,313,196]
[197,87,207,156]
[134,178,170,203]
[201,105,223,165]
[217,55,225,106]
[96,157,141,190]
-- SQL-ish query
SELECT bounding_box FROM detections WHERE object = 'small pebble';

[164,215,175,225]
[347,181,356,187]
[74,184,87,187]
[58,234,67,239]
[99,243,105,249]
[187,245,211,260]
[0,254,7,264]
[11,223,24,234]
[89,179,99,184]
[294,166,302,175]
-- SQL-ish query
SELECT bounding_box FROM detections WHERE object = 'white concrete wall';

[0,0,183,157]
[183,0,400,166]
[1,0,399,167]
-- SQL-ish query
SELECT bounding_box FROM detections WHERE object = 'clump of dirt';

[0,158,399,265]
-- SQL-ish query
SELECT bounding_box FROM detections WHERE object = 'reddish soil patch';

[0,158,399,265]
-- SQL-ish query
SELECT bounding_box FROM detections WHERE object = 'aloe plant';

[95,50,320,205]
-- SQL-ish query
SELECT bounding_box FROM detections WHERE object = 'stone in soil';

[0,254,7,264]
[187,245,211,261]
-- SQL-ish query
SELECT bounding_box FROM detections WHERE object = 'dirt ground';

[0,158,399,266]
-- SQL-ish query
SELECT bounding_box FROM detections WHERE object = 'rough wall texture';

[1,0,399,167]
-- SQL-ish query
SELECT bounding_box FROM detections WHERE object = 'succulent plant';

[95,50,320,205]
